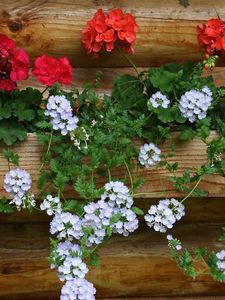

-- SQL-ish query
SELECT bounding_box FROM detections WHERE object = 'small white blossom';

[50,212,83,241]
[179,87,212,123]
[112,207,139,237]
[149,91,170,109]
[40,195,62,216]
[82,200,114,247]
[216,250,225,274]
[58,256,88,281]
[60,278,96,300]
[145,198,185,233]
[45,95,79,136]
[3,168,33,209]
[101,181,133,209]
[167,234,182,251]
[138,143,161,168]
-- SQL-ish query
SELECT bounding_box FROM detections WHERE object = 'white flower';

[3,168,33,209]
[149,91,170,109]
[60,278,96,300]
[216,250,225,274]
[179,87,212,123]
[138,143,161,168]
[40,195,62,216]
[45,95,79,136]
[167,234,182,251]
[145,198,185,233]
[111,207,139,237]
[50,212,83,241]
[101,181,133,209]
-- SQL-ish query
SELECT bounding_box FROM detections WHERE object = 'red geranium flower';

[82,8,138,56]
[196,18,225,54]
[32,55,73,86]
[0,34,29,91]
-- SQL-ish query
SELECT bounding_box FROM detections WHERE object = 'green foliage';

[0,197,14,213]
[3,148,19,166]
[0,88,42,144]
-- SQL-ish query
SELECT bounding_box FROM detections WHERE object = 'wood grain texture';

[1,1,225,67]
[0,222,225,299]
[1,197,225,224]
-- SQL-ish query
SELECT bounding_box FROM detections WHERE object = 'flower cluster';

[82,200,113,247]
[216,250,225,274]
[60,278,96,300]
[144,198,185,232]
[50,212,83,240]
[32,55,73,86]
[112,207,139,236]
[179,87,212,123]
[51,241,88,281]
[138,143,161,168]
[45,95,79,135]
[3,168,35,209]
[196,18,225,54]
[0,34,29,91]
[40,195,62,216]
[82,8,138,56]
[148,91,170,109]
[101,181,133,209]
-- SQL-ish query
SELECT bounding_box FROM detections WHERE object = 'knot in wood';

[8,20,22,32]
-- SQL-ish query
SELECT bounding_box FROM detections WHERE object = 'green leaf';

[179,127,195,141]
[148,68,182,92]
[131,206,144,216]
[0,119,27,145]
[88,251,100,267]
[110,212,122,223]
[0,197,14,213]
[3,148,20,166]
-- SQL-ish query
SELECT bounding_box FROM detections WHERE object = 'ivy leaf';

[0,119,27,145]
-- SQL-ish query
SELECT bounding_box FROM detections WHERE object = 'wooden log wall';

[1,0,225,67]
[1,1,225,299]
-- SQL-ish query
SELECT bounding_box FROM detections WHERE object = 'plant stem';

[39,130,53,172]
[180,176,202,204]
[116,46,139,76]
[124,160,134,194]
[42,86,49,95]
[107,167,112,182]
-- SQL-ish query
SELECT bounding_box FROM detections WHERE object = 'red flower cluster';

[196,18,225,54]
[32,55,73,86]
[82,8,138,56]
[0,34,29,91]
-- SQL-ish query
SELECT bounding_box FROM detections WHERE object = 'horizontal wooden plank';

[1,1,225,67]
[1,197,225,225]
[0,222,225,299]
[0,132,224,200]
[16,66,225,95]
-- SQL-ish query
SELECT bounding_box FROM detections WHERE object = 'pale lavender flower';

[145,198,185,233]
[60,278,96,300]
[138,143,161,168]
